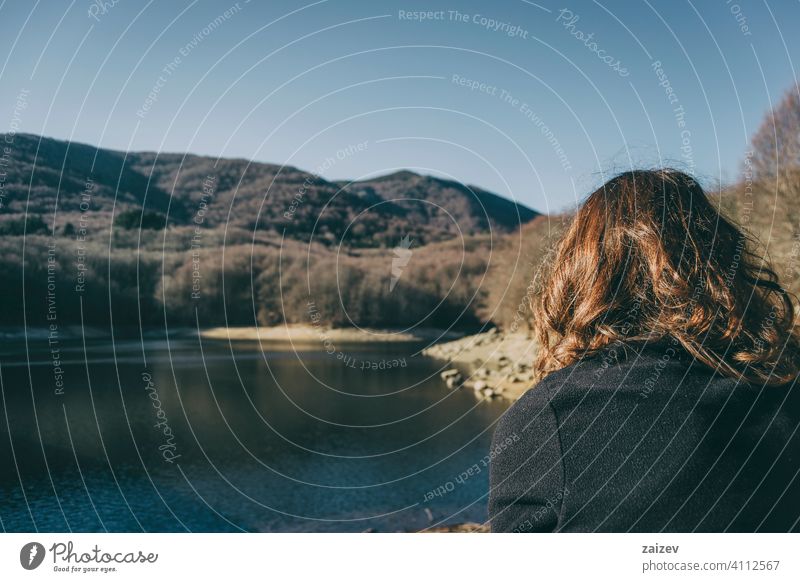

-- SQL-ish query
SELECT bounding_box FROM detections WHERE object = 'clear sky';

[0,0,797,213]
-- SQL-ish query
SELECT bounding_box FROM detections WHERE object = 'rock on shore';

[423,328,538,401]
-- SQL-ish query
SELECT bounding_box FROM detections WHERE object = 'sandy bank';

[199,325,465,343]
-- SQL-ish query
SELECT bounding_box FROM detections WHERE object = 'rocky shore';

[423,329,538,401]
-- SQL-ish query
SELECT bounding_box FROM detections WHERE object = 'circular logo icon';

[19,542,45,570]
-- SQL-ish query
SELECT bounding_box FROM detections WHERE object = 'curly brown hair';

[532,169,800,386]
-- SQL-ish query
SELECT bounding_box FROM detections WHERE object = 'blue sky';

[0,0,797,213]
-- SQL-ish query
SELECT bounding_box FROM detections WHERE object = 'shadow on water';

[0,334,509,532]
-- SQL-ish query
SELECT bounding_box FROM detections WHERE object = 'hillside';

[0,133,542,330]
[0,134,539,247]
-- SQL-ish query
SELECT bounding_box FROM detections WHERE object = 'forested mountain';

[0,134,537,247]
[0,133,538,330]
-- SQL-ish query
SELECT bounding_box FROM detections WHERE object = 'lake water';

[0,334,508,532]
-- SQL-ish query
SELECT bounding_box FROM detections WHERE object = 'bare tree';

[752,89,800,178]
[749,87,800,228]
[743,86,800,293]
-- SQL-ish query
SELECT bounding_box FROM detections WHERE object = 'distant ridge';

[0,133,539,247]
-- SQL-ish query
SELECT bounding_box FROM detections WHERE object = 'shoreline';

[199,325,467,343]
[0,325,467,344]
[423,329,537,401]
[0,325,537,402]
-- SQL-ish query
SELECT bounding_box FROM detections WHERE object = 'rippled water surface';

[0,336,508,532]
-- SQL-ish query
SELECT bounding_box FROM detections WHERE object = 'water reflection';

[0,335,508,532]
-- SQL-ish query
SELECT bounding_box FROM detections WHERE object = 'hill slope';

[0,134,539,247]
